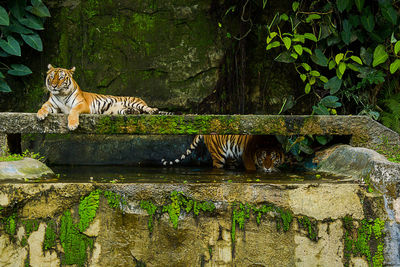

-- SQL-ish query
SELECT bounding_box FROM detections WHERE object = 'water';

[48,165,351,184]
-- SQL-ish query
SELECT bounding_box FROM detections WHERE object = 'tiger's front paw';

[68,117,79,131]
[36,109,49,121]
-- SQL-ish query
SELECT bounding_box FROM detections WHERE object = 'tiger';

[37,64,170,130]
[161,135,285,172]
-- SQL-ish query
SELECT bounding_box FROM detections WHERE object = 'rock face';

[40,0,224,111]
[0,181,386,266]
[0,158,54,180]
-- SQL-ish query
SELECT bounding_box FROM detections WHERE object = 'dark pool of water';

[47,165,352,184]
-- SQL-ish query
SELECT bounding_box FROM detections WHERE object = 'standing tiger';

[161,135,285,172]
[37,64,170,130]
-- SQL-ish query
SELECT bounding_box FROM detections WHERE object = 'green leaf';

[310,70,320,77]
[360,47,373,66]
[311,49,328,67]
[324,76,342,94]
[361,13,374,32]
[335,53,344,64]
[338,62,346,75]
[316,136,329,145]
[19,14,44,30]
[304,33,318,42]
[337,0,350,12]
[372,44,388,67]
[27,0,51,17]
[282,37,291,50]
[336,68,343,79]
[0,79,11,92]
[293,34,305,43]
[309,76,316,85]
[8,20,34,34]
[0,5,9,26]
[300,74,307,82]
[328,60,336,70]
[274,51,296,63]
[381,6,397,25]
[390,59,400,74]
[347,63,359,72]
[10,0,26,20]
[305,14,321,23]
[266,41,280,50]
[280,14,289,21]
[305,83,311,94]
[319,75,328,83]
[350,56,362,65]
[0,71,4,78]
[21,33,43,51]
[267,32,277,44]
[395,41,400,55]
[354,0,364,12]
[292,2,300,12]
[290,53,298,59]
[7,64,32,76]
[293,44,303,55]
[303,47,312,55]
[320,96,342,108]
[301,63,311,71]
[341,19,352,45]
[313,104,329,115]
[0,36,21,56]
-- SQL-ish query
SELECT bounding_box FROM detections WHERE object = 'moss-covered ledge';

[0,113,398,149]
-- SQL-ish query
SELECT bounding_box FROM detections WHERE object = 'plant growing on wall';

[0,0,50,92]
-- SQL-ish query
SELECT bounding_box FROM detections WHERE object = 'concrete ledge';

[0,113,398,149]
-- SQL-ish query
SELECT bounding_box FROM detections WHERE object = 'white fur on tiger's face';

[46,66,76,96]
[254,148,285,172]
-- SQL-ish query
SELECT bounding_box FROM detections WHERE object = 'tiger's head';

[254,148,285,172]
[46,64,76,96]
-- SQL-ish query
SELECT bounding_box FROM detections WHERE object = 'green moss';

[297,216,318,241]
[342,216,385,267]
[43,220,57,250]
[231,203,251,242]
[60,210,94,267]
[140,191,215,232]
[4,213,17,235]
[23,219,39,237]
[231,202,293,243]
[103,190,127,209]
[78,189,101,232]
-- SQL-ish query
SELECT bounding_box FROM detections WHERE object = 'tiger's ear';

[48,64,54,70]
[70,67,76,74]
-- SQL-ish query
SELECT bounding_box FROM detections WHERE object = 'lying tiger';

[37,64,169,130]
[161,135,285,172]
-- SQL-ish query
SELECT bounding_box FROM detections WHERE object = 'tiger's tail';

[161,135,203,166]
[156,110,174,115]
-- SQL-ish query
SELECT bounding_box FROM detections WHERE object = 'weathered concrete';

[0,113,398,149]
[0,158,54,180]
[0,182,381,266]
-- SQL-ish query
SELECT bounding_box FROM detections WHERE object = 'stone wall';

[0,181,384,266]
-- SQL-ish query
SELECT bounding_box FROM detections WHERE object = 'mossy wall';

[0,0,302,115]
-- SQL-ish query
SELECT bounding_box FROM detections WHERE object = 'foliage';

[140,191,216,232]
[343,216,385,267]
[0,149,44,162]
[252,0,400,123]
[0,0,50,92]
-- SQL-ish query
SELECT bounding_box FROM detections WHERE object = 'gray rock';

[0,158,54,180]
